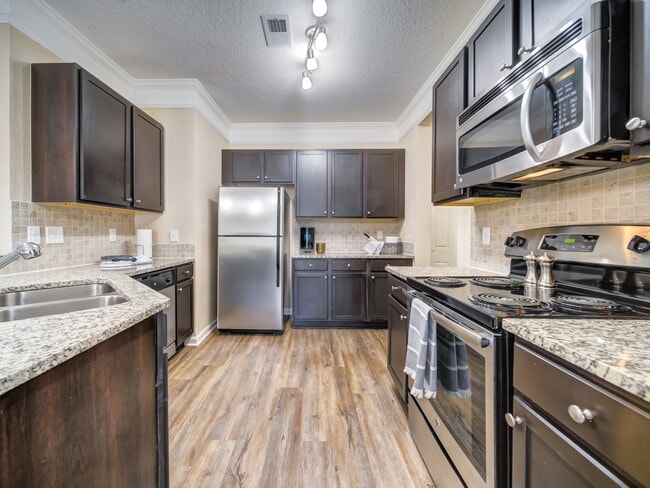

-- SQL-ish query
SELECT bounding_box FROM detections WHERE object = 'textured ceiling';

[43,0,485,123]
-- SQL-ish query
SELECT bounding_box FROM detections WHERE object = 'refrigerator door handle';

[276,236,281,287]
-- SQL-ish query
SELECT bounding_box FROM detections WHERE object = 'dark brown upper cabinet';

[31,63,164,212]
[467,0,515,103]
[329,150,363,218]
[363,149,405,218]
[432,49,468,204]
[133,107,164,212]
[517,0,573,61]
[222,150,295,185]
[295,150,329,217]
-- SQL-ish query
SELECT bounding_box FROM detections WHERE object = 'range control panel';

[540,234,599,252]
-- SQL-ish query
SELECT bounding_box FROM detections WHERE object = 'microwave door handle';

[520,71,545,162]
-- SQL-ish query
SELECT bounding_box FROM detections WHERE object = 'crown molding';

[229,122,399,145]
[396,0,500,140]
[132,79,231,141]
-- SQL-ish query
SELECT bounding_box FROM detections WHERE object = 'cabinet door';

[176,278,194,347]
[432,49,467,203]
[296,150,329,218]
[264,151,295,183]
[630,0,650,150]
[331,272,366,321]
[518,0,573,60]
[232,151,263,183]
[132,107,164,212]
[79,70,132,207]
[511,396,628,487]
[367,272,389,321]
[329,150,363,217]
[293,272,329,320]
[467,0,515,102]
[363,150,404,218]
[387,297,409,403]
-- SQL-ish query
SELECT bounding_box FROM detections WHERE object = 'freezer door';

[217,236,284,330]
[218,187,281,236]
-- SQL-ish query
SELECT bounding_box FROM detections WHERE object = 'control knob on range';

[514,235,527,247]
[627,235,650,253]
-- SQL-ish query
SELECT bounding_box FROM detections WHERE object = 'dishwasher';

[136,268,177,358]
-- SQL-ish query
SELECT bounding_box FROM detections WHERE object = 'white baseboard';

[186,318,217,347]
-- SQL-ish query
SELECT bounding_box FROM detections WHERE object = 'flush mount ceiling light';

[301,71,313,90]
[312,0,327,17]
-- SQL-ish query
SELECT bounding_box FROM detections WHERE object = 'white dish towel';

[404,298,437,399]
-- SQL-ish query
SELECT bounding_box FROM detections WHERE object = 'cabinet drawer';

[177,263,194,281]
[514,343,650,487]
[388,275,412,306]
[331,259,366,272]
[369,258,412,271]
[293,259,328,271]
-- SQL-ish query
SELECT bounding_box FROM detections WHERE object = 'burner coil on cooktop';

[469,293,552,314]
[549,295,633,314]
[470,277,524,289]
[424,277,466,288]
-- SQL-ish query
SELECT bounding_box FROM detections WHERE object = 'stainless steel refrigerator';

[217,187,289,331]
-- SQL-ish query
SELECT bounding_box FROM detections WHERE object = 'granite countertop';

[385,266,504,281]
[293,252,413,259]
[503,318,650,403]
[0,258,193,396]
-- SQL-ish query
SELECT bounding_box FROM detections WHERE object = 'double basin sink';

[0,283,127,322]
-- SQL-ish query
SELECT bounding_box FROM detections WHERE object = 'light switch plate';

[482,227,491,245]
[46,226,64,244]
[27,226,41,244]
[169,229,179,242]
[376,231,383,240]
[109,228,117,242]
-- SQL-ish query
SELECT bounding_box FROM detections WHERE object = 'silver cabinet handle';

[520,71,545,161]
[626,117,648,131]
[256,175,260,179]
[323,210,327,215]
[135,199,142,204]
[331,211,335,215]
[391,286,401,291]
[332,276,336,280]
[178,287,183,292]
[308,263,312,267]
[371,275,375,280]
[264,175,268,179]
[399,314,407,321]
[366,211,371,215]
[323,275,327,279]
[568,405,594,424]
[517,45,532,56]
[505,413,523,427]
[184,270,190,275]
[347,263,351,268]
[126,197,133,202]
[499,63,513,71]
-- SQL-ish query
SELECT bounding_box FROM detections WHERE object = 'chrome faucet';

[0,242,42,270]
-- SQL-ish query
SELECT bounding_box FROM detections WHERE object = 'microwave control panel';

[539,233,599,252]
[550,58,584,135]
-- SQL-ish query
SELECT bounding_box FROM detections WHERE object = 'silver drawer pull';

[399,314,407,321]
[371,275,375,280]
[505,413,523,428]
[184,270,190,274]
[178,287,183,292]
[391,285,401,291]
[568,405,594,424]
[347,263,351,268]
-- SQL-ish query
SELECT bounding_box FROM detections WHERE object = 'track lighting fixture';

[301,71,313,90]
[306,48,318,70]
[312,0,327,17]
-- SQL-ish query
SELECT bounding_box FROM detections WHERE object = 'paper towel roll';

[137,229,153,258]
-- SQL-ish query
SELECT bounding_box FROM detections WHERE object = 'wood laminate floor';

[168,326,434,488]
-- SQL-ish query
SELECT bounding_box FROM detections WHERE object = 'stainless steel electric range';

[404,225,650,488]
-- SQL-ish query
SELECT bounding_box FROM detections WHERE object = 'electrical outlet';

[169,229,179,242]
[46,226,64,244]
[27,226,41,244]
[109,228,117,242]
[376,231,383,241]
[482,227,491,245]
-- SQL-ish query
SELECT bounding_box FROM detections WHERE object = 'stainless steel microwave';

[455,1,633,189]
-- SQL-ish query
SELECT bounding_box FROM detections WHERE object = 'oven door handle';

[428,307,493,350]
[521,71,546,162]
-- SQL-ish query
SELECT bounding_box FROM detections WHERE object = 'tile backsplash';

[471,165,650,273]
[152,243,196,258]
[4,201,135,274]
[294,219,404,253]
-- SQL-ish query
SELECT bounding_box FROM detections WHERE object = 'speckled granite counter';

[385,266,503,281]
[503,318,650,403]
[293,253,413,260]
[0,258,193,396]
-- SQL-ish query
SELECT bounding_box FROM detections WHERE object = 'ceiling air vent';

[261,15,292,47]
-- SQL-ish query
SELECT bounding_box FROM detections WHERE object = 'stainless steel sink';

[0,283,127,322]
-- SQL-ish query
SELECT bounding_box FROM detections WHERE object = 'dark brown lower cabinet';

[176,277,194,347]
[293,271,329,321]
[331,272,366,321]
[0,315,167,487]
[367,272,389,321]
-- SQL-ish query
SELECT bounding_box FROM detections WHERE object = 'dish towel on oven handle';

[437,327,471,398]
[404,298,437,399]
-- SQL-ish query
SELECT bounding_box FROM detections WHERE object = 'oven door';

[410,297,496,488]
[456,21,611,189]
